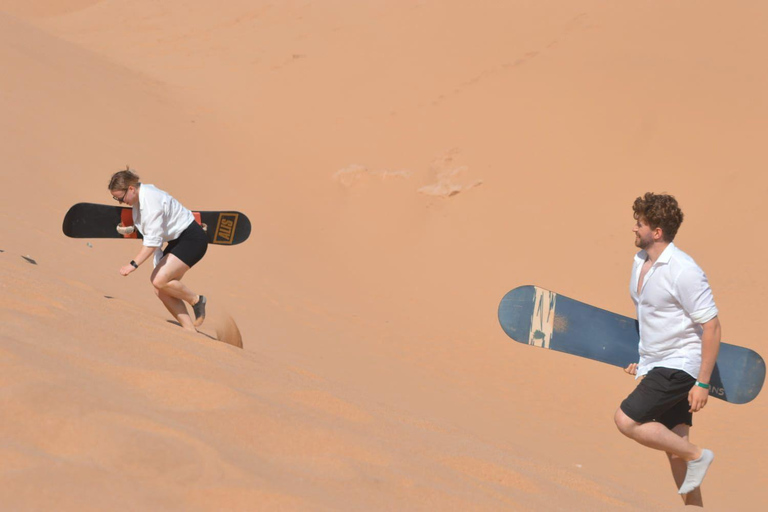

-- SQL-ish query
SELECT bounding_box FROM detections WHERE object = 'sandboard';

[498,285,765,404]
[63,203,250,245]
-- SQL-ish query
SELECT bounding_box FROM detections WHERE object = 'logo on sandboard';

[213,213,239,244]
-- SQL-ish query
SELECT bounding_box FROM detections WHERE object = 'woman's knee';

[151,273,168,291]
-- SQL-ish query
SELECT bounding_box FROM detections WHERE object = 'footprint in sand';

[418,149,482,198]
[335,150,482,198]
[333,165,412,187]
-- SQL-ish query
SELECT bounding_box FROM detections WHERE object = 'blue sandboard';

[498,285,765,404]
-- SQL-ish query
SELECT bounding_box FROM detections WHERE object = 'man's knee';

[614,407,637,435]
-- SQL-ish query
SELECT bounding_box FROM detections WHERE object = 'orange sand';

[2,1,767,510]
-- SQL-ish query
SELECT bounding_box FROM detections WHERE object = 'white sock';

[678,449,714,495]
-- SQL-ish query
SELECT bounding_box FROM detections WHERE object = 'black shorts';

[162,221,208,268]
[620,367,696,430]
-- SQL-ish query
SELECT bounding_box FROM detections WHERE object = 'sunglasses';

[113,189,129,203]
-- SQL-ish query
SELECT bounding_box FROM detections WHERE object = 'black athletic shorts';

[620,367,696,430]
[162,221,208,268]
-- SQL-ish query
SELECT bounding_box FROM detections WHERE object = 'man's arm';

[689,316,721,412]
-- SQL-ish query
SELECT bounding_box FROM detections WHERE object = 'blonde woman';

[108,168,207,331]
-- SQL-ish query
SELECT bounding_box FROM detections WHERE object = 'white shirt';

[630,243,718,379]
[132,184,195,248]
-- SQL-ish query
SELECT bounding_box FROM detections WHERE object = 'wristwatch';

[130,260,139,269]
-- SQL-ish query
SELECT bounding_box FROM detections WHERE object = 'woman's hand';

[624,363,638,376]
[116,223,135,235]
[120,264,136,276]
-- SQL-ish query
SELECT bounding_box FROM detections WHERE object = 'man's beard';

[635,235,651,249]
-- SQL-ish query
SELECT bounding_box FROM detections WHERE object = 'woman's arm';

[119,245,159,276]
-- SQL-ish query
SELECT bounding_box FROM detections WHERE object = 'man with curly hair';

[614,192,721,505]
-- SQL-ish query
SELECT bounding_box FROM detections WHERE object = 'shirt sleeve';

[674,266,718,324]
[140,197,165,248]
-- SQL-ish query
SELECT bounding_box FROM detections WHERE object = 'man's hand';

[624,363,638,376]
[689,384,709,413]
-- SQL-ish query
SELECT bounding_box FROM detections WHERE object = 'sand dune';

[2,1,767,510]
[2,253,669,510]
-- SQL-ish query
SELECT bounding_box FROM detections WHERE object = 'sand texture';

[2,1,767,510]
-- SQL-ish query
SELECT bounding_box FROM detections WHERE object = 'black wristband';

[130,260,139,269]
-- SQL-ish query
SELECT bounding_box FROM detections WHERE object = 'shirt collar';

[656,242,676,265]
[635,242,676,265]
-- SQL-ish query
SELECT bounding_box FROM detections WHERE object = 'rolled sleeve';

[675,267,718,324]
[140,205,164,247]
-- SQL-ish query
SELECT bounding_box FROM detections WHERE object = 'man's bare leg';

[615,408,702,460]
[667,424,703,507]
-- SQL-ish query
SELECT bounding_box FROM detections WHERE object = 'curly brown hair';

[632,192,684,242]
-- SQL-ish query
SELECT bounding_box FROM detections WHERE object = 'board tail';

[120,209,138,238]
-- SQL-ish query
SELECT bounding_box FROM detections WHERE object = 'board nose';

[498,285,536,344]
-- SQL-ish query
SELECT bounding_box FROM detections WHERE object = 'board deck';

[498,285,765,404]
[63,203,251,246]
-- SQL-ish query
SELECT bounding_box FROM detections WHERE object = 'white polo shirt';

[630,243,719,379]
[132,184,195,248]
